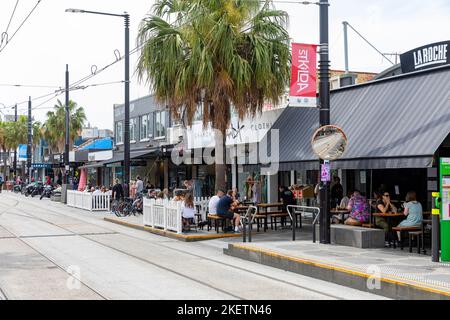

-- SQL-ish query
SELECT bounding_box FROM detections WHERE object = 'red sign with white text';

[289,43,318,107]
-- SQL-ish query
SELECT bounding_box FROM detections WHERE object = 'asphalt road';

[0,192,388,300]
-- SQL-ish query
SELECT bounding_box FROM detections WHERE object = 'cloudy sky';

[0,0,449,130]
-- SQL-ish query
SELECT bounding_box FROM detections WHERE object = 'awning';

[79,148,158,169]
[254,65,450,170]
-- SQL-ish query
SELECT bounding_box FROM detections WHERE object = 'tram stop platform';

[104,215,242,242]
[223,237,450,300]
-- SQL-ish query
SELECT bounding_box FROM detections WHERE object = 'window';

[155,111,167,138]
[115,121,123,144]
[130,118,137,142]
[140,114,149,140]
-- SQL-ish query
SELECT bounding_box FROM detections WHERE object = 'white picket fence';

[194,197,210,221]
[67,190,111,211]
[143,197,211,234]
[143,199,183,234]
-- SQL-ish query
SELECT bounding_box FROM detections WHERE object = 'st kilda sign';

[400,41,449,73]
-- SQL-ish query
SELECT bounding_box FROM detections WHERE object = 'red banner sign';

[289,43,318,107]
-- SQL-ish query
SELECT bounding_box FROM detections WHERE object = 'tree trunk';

[214,130,227,192]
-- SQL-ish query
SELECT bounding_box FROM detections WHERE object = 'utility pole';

[319,0,331,244]
[123,13,130,197]
[27,97,32,182]
[343,21,349,74]
[64,64,70,184]
[13,104,17,177]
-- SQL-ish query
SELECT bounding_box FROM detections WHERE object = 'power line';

[344,22,395,65]
[5,0,20,36]
[0,0,42,54]
[0,83,61,89]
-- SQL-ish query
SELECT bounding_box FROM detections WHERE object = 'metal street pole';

[64,64,70,184]
[27,97,32,182]
[13,104,17,177]
[123,13,130,197]
[65,8,130,196]
[319,0,331,244]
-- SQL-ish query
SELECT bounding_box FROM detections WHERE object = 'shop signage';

[321,162,331,182]
[18,144,27,160]
[289,43,318,107]
[32,163,53,169]
[400,41,450,73]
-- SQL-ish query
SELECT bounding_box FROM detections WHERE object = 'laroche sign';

[400,41,450,73]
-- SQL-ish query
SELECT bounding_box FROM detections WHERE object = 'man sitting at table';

[375,191,397,233]
[209,189,225,215]
[216,190,241,233]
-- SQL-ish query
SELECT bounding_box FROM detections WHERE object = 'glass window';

[140,114,149,140]
[115,121,123,144]
[155,111,167,138]
[130,118,137,141]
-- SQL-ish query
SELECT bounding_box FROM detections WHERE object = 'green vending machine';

[440,158,450,261]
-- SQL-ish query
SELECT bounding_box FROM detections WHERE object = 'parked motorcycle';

[24,182,42,197]
[40,184,55,200]
[30,182,44,197]
[13,183,25,193]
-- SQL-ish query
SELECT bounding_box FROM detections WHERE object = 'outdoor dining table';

[372,212,405,248]
[256,203,284,232]
[330,208,350,224]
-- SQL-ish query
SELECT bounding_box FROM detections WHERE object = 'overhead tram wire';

[1,0,20,45]
[0,0,42,54]
[15,80,126,112]
[8,41,145,110]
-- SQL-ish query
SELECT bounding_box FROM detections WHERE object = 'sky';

[0,0,449,130]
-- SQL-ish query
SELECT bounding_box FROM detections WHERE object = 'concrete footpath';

[224,239,450,300]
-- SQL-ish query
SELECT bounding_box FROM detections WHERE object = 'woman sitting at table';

[397,191,423,229]
[375,191,397,232]
[344,190,369,226]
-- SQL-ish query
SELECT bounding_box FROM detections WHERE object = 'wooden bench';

[392,226,421,250]
[207,214,231,233]
[268,212,290,230]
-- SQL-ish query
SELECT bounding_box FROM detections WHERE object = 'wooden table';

[330,208,350,224]
[256,203,284,232]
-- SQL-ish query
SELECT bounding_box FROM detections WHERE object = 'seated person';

[339,191,352,209]
[208,189,225,215]
[344,190,369,226]
[216,190,241,232]
[375,191,397,232]
[396,191,423,240]
[181,193,196,230]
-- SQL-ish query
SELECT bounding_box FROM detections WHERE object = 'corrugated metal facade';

[258,65,450,170]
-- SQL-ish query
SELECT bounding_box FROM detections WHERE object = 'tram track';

[0,193,345,300]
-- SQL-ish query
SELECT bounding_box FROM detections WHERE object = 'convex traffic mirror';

[311,125,348,161]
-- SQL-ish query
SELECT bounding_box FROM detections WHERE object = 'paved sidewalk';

[224,238,450,299]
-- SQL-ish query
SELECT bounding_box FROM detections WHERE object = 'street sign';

[311,125,348,161]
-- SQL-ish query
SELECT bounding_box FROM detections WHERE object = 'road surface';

[0,192,387,300]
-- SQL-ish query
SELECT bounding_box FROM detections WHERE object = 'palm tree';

[43,99,86,154]
[137,0,291,190]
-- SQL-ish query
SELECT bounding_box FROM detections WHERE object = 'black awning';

[258,66,450,170]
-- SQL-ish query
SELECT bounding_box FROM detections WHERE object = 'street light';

[285,0,331,243]
[66,8,131,195]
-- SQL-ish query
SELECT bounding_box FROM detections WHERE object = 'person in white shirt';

[208,189,225,215]
[92,187,102,195]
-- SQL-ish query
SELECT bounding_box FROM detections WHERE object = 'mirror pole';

[319,0,331,244]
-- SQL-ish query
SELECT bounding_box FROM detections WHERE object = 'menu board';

[442,177,450,220]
